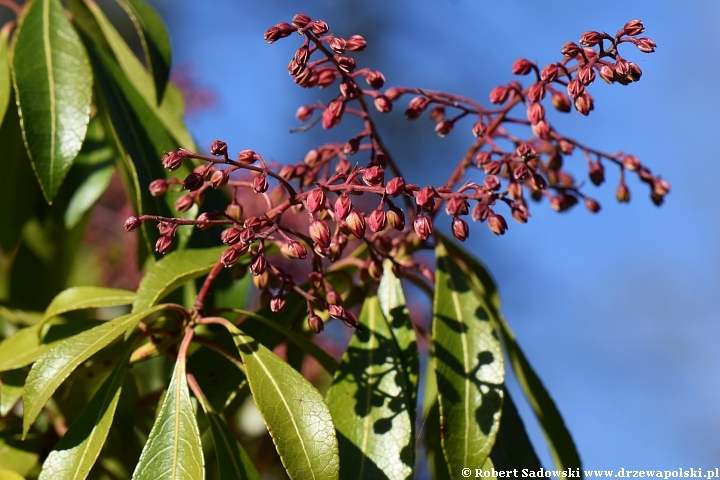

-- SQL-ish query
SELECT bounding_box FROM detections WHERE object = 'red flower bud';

[489,86,509,104]
[309,219,331,248]
[584,198,601,213]
[364,70,385,89]
[508,182,523,200]
[512,58,533,75]
[387,207,405,230]
[484,175,502,190]
[296,105,313,122]
[526,83,545,103]
[445,197,469,216]
[316,68,336,88]
[251,255,267,276]
[238,149,257,163]
[385,177,405,197]
[211,170,228,189]
[483,161,502,175]
[589,161,604,186]
[183,172,204,191]
[429,105,445,123]
[635,37,656,53]
[567,78,584,99]
[210,140,228,156]
[221,227,242,245]
[292,13,312,28]
[622,155,641,171]
[541,64,559,82]
[415,186,437,211]
[616,183,631,203]
[487,213,508,235]
[124,216,142,231]
[414,214,433,240]
[157,221,176,236]
[574,92,594,116]
[196,212,212,230]
[335,56,356,73]
[161,151,183,171]
[155,235,173,254]
[653,178,670,196]
[405,96,431,120]
[362,166,384,186]
[551,91,572,113]
[285,241,307,260]
[253,175,268,193]
[221,245,243,267]
[599,64,615,84]
[471,121,486,138]
[310,20,329,35]
[174,194,194,213]
[577,65,596,86]
[472,203,490,222]
[329,36,346,54]
[369,209,387,232]
[306,189,326,213]
[579,31,603,47]
[560,42,582,57]
[435,120,454,137]
[322,99,345,129]
[308,315,324,333]
[526,103,545,125]
[334,194,352,219]
[623,19,645,36]
[511,203,530,223]
[346,35,366,51]
[149,179,168,197]
[615,57,631,77]
[452,218,469,242]
[270,294,286,313]
[345,209,366,239]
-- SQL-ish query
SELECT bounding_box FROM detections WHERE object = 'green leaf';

[133,247,226,312]
[433,239,504,478]
[23,306,163,435]
[0,320,101,372]
[227,325,339,480]
[132,356,204,480]
[0,468,25,480]
[377,261,419,425]
[41,286,135,326]
[64,163,114,229]
[0,433,38,477]
[38,352,130,480]
[70,0,193,148]
[228,309,339,375]
[0,369,28,416]
[0,26,11,127]
[194,383,261,480]
[11,0,93,202]
[115,0,172,104]
[325,295,414,480]
[489,388,542,470]
[438,234,581,470]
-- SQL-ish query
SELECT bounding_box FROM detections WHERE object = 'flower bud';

[373,94,392,113]
[251,255,267,276]
[292,13,312,28]
[574,92,594,115]
[307,189,326,213]
[599,64,615,83]
[589,161,605,186]
[368,258,383,280]
[471,121,486,138]
[653,178,670,196]
[285,240,308,260]
[651,192,663,206]
[322,99,345,129]
[345,209,366,239]
[415,186,437,211]
[296,105,313,122]
[309,219,331,248]
[551,91,571,113]
[577,65,596,86]
[157,221,175,236]
[221,227,242,245]
[253,175,269,193]
[489,86,509,104]
[149,179,168,197]
[628,63,642,82]
[560,42,582,57]
[221,245,243,267]
[174,194,194,213]
[472,203,490,222]
[623,19,645,36]
[155,235,173,254]
[210,140,228,156]
[579,31,602,47]
[452,218,469,242]
[316,68,336,88]
[335,56,356,73]
[270,294,286,313]
[484,175,502,191]
[183,172,204,191]
[362,166,384,186]
[387,207,405,230]
[616,183,631,203]
[526,103,545,125]
[487,213,508,235]
[308,315,324,333]
[549,195,567,212]
[329,36,346,54]
[483,161,502,175]
[385,177,405,197]
[414,214,433,240]
[512,58,533,75]
[541,64,559,82]
[405,96,431,120]
[365,70,385,89]
[161,151,183,171]
[526,83,545,103]
[369,208,387,232]
[584,198,601,212]
[334,194,352,219]
[346,35,366,51]
[445,197,469,216]
[384,87,401,100]
[435,120,454,137]
[567,78,584,99]
[635,37,656,53]
[226,203,243,221]
[511,203,530,223]
[238,149,256,163]
[124,216,142,231]
[615,57,630,77]
[508,181,524,200]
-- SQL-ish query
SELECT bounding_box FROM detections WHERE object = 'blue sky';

[153,0,720,471]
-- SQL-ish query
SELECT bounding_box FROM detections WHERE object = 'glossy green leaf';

[194,383,261,480]
[227,325,339,480]
[0,26,11,127]
[0,320,101,372]
[41,286,135,326]
[71,0,193,148]
[38,353,129,480]
[0,433,38,477]
[438,234,581,470]
[489,388,542,470]
[433,239,504,478]
[132,356,204,480]
[377,261,419,424]
[64,163,114,228]
[229,309,338,375]
[23,306,163,435]
[115,0,172,104]
[133,246,226,312]
[11,0,93,202]
[326,295,413,480]
[0,369,27,416]
[0,468,25,480]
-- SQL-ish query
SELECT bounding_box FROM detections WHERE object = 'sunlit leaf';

[23,306,164,435]
[0,369,27,416]
[64,163,114,229]
[41,286,135,328]
[326,295,413,480]
[226,324,339,480]
[0,433,38,477]
[438,234,581,470]
[133,246,226,312]
[433,239,504,477]
[132,355,204,479]
[11,0,93,202]
[115,0,172,104]
[38,351,130,480]
[377,261,419,424]
[0,468,25,480]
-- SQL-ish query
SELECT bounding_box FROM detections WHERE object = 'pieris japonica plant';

[0,1,667,479]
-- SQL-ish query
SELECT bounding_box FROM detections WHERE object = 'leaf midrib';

[42,0,56,191]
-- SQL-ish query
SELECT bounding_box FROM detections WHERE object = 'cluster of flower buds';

[123,16,667,334]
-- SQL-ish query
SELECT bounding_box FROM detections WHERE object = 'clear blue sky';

[153,0,720,470]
